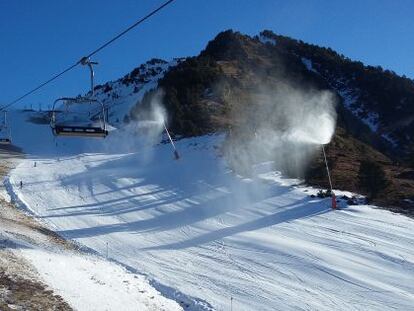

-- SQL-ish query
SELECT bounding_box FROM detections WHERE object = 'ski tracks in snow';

[6,134,414,310]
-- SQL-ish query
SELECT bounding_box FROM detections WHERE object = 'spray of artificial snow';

[103,89,167,155]
[132,89,167,144]
[225,82,337,178]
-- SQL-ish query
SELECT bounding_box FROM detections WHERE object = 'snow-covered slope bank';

[0,206,182,311]
[5,110,414,310]
[19,247,182,311]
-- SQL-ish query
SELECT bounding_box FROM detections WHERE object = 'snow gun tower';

[322,144,336,209]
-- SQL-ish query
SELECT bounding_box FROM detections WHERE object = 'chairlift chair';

[51,97,108,137]
[50,57,108,138]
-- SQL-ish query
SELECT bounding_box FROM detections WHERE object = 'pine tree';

[358,160,389,200]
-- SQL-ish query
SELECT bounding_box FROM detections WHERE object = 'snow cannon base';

[331,192,337,209]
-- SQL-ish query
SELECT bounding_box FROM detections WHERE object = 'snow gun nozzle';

[174,150,180,160]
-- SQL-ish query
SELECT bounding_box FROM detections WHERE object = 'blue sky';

[1,0,413,108]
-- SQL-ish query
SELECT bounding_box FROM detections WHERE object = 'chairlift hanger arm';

[79,57,98,96]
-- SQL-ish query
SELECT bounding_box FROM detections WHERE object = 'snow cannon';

[322,144,336,209]
[163,121,180,160]
[331,192,337,209]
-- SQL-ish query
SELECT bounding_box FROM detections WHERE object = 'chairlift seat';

[53,125,108,138]
[0,138,11,144]
[51,96,108,138]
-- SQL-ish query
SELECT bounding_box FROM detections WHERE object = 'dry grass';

[0,257,72,311]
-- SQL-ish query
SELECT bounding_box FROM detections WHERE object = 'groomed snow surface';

[5,110,414,310]
[17,247,182,311]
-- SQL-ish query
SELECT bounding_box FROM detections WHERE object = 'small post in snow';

[230,296,233,311]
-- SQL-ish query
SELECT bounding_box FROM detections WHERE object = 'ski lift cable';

[0,0,176,111]
[1,63,79,111]
[83,0,175,60]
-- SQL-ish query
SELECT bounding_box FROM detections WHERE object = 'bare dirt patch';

[0,248,72,311]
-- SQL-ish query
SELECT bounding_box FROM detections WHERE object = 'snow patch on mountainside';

[381,133,398,148]
[94,59,178,127]
[337,88,379,132]
[295,54,387,138]
[301,57,318,73]
[259,33,277,45]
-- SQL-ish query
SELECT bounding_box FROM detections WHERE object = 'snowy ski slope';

[5,109,414,310]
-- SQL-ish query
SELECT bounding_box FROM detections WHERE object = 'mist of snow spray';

[115,89,179,159]
[225,82,337,178]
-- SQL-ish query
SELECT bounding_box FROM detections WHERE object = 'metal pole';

[88,63,95,96]
[322,144,333,191]
[80,57,98,97]
[163,121,180,159]
[322,144,337,209]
